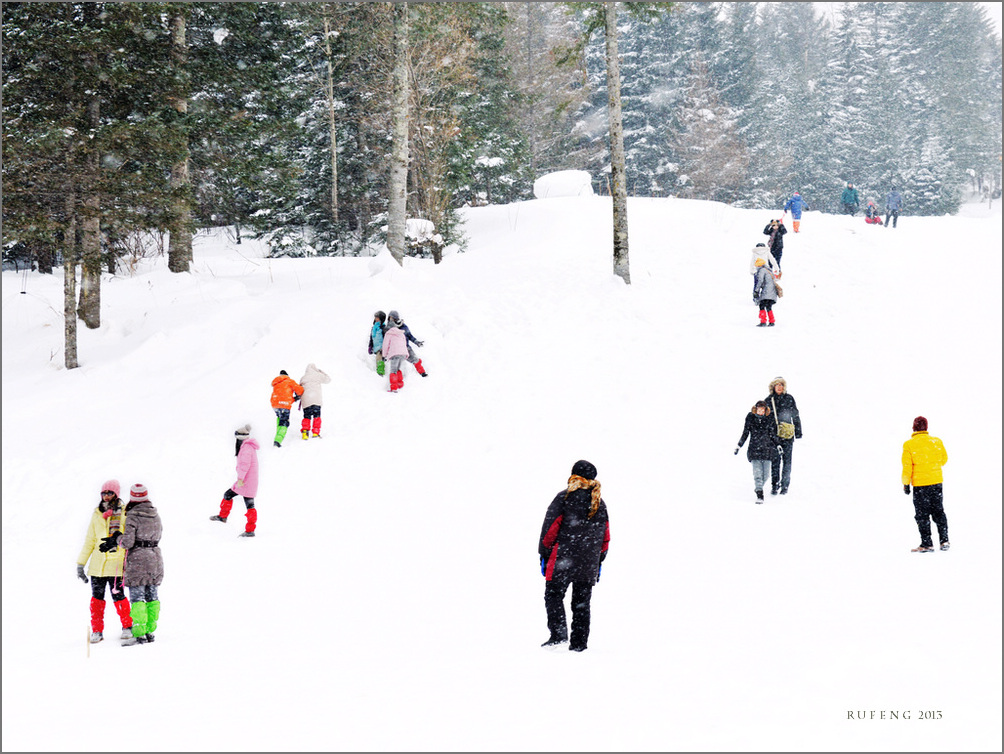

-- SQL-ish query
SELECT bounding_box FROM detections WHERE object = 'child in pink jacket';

[210,424,260,537]
[381,320,410,392]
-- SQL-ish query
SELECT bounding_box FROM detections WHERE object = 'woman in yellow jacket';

[76,480,133,642]
[901,417,949,553]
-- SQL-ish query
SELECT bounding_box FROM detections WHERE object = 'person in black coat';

[538,460,610,652]
[735,401,776,502]
[763,218,787,268]
[765,376,802,495]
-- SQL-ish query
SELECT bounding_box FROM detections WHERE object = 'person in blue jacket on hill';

[783,191,810,233]
[885,187,903,228]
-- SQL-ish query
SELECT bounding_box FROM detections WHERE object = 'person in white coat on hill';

[299,363,331,439]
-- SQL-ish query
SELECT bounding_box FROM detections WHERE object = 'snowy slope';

[2,195,1001,752]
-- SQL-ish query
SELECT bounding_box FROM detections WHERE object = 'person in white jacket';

[299,363,332,439]
[749,243,779,299]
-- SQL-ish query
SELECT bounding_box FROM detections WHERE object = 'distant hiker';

[902,416,949,553]
[298,363,331,439]
[270,370,304,447]
[765,377,802,495]
[368,311,387,376]
[77,479,133,643]
[735,401,775,503]
[210,424,260,538]
[885,187,903,228]
[865,200,882,224]
[840,183,860,216]
[99,483,163,646]
[538,460,610,652]
[783,191,810,233]
[749,242,780,298]
[381,310,427,392]
[752,258,779,327]
[763,218,787,268]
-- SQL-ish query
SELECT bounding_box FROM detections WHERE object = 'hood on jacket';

[768,377,787,394]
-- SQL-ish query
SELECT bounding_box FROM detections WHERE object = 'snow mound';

[532,170,594,199]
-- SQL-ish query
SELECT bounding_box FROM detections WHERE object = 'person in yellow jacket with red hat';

[76,479,133,643]
[901,416,949,553]
[270,370,304,448]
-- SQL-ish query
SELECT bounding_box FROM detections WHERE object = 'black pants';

[885,210,899,227]
[841,203,857,216]
[913,483,948,548]
[223,488,255,509]
[544,577,593,649]
[91,575,127,602]
[771,437,794,490]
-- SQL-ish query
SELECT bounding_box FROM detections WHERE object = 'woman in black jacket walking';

[538,460,610,652]
[735,401,776,502]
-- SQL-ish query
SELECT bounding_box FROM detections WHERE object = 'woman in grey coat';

[753,258,779,327]
[100,483,163,646]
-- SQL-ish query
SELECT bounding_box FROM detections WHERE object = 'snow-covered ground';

[2,194,1001,752]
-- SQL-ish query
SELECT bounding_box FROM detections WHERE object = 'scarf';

[102,499,123,537]
[566,474,602,519]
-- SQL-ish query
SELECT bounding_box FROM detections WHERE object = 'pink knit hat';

[101,479,121,497]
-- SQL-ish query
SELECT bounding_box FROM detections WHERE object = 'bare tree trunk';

[64,188,79,369]
[167,10,193,273]
[387,2,410,267]
[323,10,339,225]
[78,91,102,328]
[605,2,630,285]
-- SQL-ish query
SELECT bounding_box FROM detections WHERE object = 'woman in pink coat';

[381,320,410,392]
[210,424,260,537]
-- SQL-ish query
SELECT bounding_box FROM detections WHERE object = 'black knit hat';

[571,460,597,480]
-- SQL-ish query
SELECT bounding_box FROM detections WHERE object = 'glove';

[236,479,244,488]
[414,340,424,347]
[540,556,546,576]
[904,485,911,495]
[597,563,602,583]
[98,531,121,553]
[77,564,88,583]
[734,447,740,455]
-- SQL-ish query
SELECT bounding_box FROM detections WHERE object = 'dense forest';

[3,2,1002,274]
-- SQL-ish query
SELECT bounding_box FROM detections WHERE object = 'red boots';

[388,371,404,392]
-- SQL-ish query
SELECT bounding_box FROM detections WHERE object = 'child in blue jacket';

[783,192,809,232]
[369,311,386,375]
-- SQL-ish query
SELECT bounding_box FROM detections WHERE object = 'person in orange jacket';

[901,416,949,553]
[270,370,304,447]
